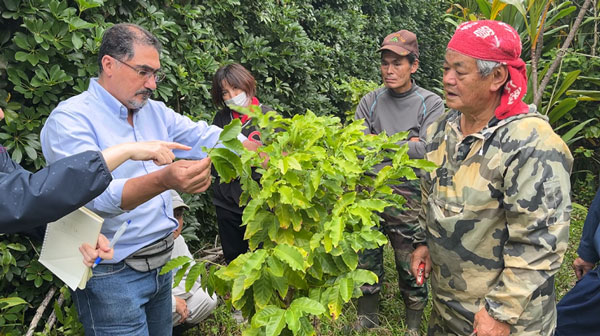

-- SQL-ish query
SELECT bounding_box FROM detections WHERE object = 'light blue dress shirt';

[41,78,245,262]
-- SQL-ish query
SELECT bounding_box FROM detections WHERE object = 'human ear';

[491,65,509,92]
[411,59,420,74]
[100,55,116,76]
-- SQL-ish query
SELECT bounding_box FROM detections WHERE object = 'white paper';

[39,207,103,291]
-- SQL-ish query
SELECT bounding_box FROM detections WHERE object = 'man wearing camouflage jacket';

[410,21,572,336]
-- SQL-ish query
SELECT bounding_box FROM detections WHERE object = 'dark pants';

[215,206,248,263]
[556,266,600,336]
[358,181,428,311]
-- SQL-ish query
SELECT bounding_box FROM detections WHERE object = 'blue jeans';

[72,261,173,336]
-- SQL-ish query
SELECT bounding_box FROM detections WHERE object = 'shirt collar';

[388,79,418,98]
[87,78,129,120]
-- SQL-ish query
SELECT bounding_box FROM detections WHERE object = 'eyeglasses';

[112,57,166,83]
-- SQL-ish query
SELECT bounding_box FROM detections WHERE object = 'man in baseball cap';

[353,29,444,334]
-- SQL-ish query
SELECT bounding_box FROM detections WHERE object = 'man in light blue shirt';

[41,23,257,336]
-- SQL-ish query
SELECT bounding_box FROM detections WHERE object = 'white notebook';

[39,207,103,291]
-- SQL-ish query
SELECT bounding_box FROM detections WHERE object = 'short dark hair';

[211,63,256,109]
[406,53,418,65]
[173,207,185,219]
[98,23,162,74]
[381,50,418,66]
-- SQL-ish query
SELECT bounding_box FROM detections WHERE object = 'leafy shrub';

[164,109,436,336]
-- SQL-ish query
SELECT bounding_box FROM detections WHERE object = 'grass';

[184,207,586,336]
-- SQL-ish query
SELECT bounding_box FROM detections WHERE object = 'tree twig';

[25,286,56,336]
[593,0,598,57]
[534,0,594,106]
[45,289,66,332]
[531,0,550,104]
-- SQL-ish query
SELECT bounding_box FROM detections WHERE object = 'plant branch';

[534,0,594,106]
[531,31,544,104]
[25,286,57,336]
[45,289,66,332]
[593,0,598,57]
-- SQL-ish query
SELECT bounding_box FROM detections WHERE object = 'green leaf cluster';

[164,109,435,335]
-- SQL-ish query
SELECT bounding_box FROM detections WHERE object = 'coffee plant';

[163,107,435,336]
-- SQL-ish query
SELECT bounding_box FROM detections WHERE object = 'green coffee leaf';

[219,118,242,142]
[210,147,242,182]
[289,297,326,316]
[273,244,305,272]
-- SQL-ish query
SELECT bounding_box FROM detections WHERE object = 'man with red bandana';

[410,20,572,336]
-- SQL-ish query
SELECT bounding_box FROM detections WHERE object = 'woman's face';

[0,108,4,121]
[221,80,245,101]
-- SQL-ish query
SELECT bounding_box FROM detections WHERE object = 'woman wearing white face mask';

[210,63,273,263]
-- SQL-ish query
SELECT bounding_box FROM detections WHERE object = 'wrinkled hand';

[573,257,595,280]
[129,141,191,166]
[410,245,431,285]
[175,296,189,323]
[473,308,510,336]
[79,234,114,267]
[162,157,212,193]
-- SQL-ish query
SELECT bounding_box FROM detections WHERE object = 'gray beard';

[128,95,150,110]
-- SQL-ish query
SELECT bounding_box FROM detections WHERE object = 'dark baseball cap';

[378,30,419,59]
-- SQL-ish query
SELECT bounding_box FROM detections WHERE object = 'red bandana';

[231,96,259,124]
[447,20,529,120]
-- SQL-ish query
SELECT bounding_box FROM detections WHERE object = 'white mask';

[225,92,249,108]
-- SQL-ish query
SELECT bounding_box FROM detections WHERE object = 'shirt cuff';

[89,178,127,215]
[577,242,599,264]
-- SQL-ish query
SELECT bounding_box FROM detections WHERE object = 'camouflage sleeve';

[484,123,573,324]
[414,173,430,245]
[414,118,441,246]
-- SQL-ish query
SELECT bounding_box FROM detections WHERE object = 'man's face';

[173,213,184,239]
[380,51,418,94]
[104,44,161,110]
[443,50,496,115]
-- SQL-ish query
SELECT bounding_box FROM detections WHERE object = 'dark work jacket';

[211,104,273,214]
[0,148,112,234]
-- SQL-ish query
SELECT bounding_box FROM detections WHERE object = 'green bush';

[0,0,450,333]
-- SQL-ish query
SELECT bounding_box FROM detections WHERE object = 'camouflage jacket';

[417,107,572,335]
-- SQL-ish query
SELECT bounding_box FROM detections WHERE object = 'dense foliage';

[0,0,451,334]
[164,108,435,336]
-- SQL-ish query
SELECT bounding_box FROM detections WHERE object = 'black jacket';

[0,148,112,233]
[211,104,272,214]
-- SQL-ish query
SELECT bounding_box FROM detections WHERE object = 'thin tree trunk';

[25,286,57,336]
[45,290,66,332]
[593,0,598,57]
[531,29,545,104]
[534,0,594,106]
